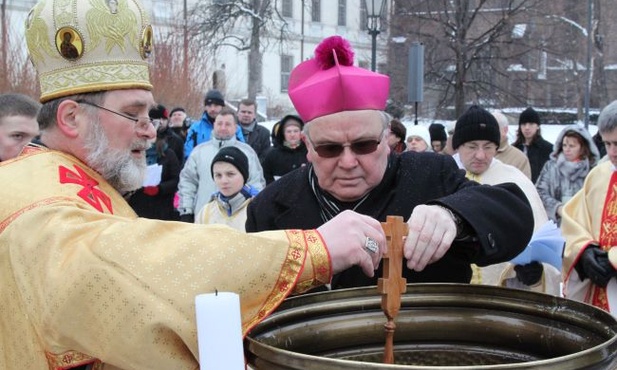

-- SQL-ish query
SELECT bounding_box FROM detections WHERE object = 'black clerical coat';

[246,151,534,289]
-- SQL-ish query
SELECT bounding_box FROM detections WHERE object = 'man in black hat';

[451,106,555,294]
[183,89,245,160]
[512,107,553,183]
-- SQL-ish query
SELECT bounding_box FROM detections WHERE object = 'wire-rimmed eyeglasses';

[76,100,159,131]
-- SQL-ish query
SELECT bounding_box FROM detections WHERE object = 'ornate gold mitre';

[25,0,153,103]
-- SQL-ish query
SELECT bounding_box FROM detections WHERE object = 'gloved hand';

[575,245,616,288]
[514,261,544,286]
[143,186,159,196]
[180,214,194,223]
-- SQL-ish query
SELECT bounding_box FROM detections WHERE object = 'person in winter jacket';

[150,104,184,163]
[387,118,406,154]
[535,124,600,225]
[406,124,432,153]
[183,89,244,159]
[262,114,308,184]
[513,107,553,183]
[177,108,265,222]
[128,128,181,221]
[195,146,258,230]
[237,98,271,162]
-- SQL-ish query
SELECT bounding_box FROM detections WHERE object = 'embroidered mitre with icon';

[25,0,154,103]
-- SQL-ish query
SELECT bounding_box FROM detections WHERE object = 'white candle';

[195,292,245,370]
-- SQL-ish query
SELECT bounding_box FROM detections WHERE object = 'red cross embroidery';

[59,165,113,213]
[291,249,302,260]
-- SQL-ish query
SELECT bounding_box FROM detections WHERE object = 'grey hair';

[490,110,509,129]
[38,91,107,131]
[598,100,617,134]
[302,110,391,140]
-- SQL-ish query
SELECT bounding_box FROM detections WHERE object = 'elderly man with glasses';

[2,2,387,368]
[247,36,534,290]
[450,106,558,295]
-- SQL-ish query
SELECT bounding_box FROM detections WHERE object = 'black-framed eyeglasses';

[76,100,158,131]
[308,130,385,158]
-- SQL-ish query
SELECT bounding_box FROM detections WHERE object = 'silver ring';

[364,237,379,254]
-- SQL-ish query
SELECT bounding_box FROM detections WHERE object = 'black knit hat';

[429,123,447,142]
[204,89,225,106]
[211,146,249,184]
[452,105,500,149]
[149,104,168,119]
[519,107,541,125]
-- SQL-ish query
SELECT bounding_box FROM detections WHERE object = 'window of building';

[359,1,367,30]
[311,0,321,22]
[282,0,293,18]
[338,0,347,26]
[281,55,294,92]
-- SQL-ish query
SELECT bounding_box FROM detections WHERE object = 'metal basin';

[246,284,617,369]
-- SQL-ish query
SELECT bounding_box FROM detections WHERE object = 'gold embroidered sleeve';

[292,230,332,293]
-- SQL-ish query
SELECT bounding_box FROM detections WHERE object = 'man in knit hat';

[183,88,245,159]
[247,36,534,290]
[178,107,265,222]
[195,146,259,230]
[513,106,553,182]
[451,105,558,295]
[3,1,387,368]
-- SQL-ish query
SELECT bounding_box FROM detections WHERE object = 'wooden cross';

[377,215,408,364]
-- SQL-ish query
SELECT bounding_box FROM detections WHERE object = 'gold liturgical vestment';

[0,145,331,369]
[562,161,617,312]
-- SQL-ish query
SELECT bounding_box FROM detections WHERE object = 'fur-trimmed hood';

[551,124,600,163]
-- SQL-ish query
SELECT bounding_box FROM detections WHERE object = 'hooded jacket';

[262,115,308,184]
[535,124,600,224]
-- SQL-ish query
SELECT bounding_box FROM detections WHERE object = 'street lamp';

[364,0,386,72]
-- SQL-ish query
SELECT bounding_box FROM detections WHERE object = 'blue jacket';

[183,112,245,159]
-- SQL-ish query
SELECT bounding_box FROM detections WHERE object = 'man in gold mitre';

[1,0,385,368]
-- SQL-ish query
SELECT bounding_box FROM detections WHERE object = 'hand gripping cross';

[377,215,408,364]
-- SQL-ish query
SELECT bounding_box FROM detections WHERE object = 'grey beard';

[84,117,150,192]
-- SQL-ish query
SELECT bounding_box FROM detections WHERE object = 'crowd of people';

[1,0,616,368]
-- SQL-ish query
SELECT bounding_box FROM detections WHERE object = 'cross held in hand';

[377,215,408,364]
